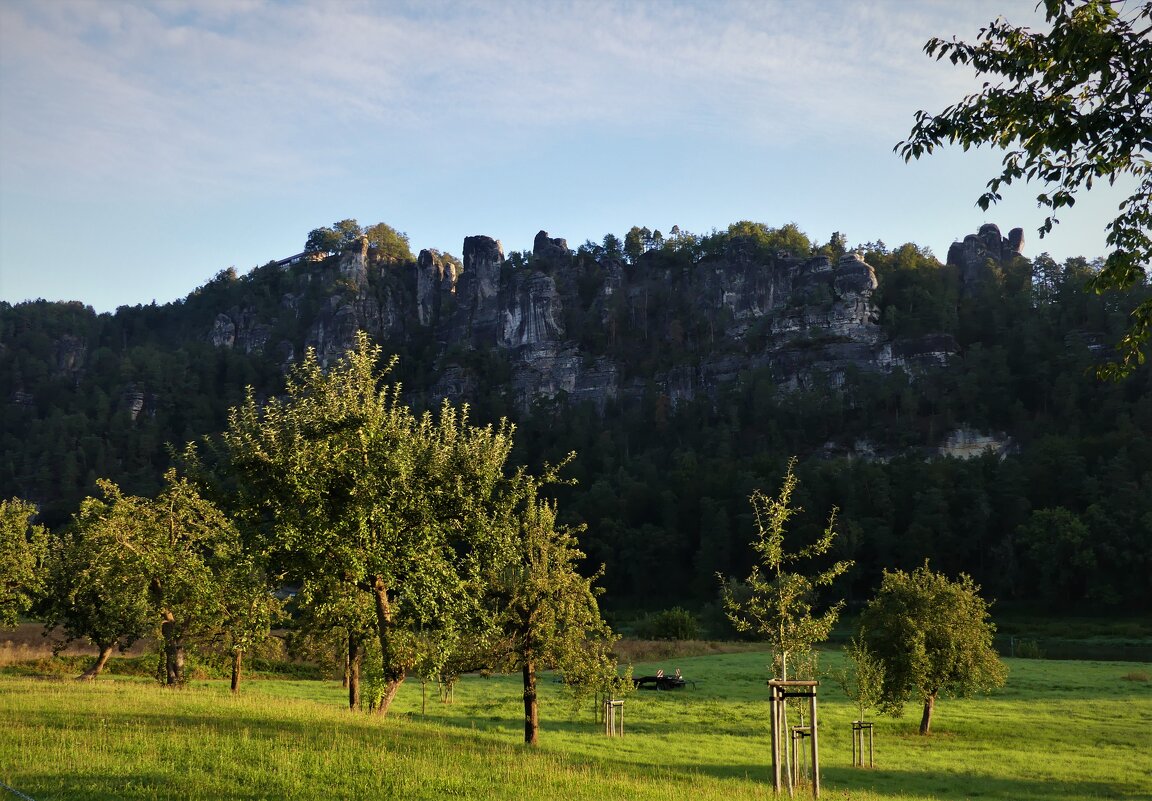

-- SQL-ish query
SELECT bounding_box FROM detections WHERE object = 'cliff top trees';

[303,219,415,263]
[365,222,415,263]
[861,562,1007,735]
[897,0,1152,376]
[728,221,813,260]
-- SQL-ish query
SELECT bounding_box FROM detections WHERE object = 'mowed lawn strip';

[2,650,1150,800]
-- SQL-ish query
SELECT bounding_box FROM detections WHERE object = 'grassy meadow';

[2,645,1150,801]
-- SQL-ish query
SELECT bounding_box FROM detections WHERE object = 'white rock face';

[939,428,1013,459]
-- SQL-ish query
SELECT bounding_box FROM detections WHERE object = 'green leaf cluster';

[897,0,1152,375]
[0,498,47,626]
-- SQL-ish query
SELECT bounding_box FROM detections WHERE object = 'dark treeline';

[2,225,1149,618]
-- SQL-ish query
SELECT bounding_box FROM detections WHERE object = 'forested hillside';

[2,219,1149,616]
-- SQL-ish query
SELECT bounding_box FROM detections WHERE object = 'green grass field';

[2,649,1150,800]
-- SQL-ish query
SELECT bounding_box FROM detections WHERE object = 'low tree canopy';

[0,498,47,627]
[221,332,538,715]
[897,0,1152,376]
[43,471,244,683]
[43,485,156,679]
[860,562,1008,735]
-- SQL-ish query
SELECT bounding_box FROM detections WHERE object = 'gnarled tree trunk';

[523,660,539,746]
[372,575,405,715]
[919,691,938,735]
[161,613,185,686]
[77,643,115,681]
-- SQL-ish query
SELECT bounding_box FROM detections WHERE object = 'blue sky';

[0,0,1138,313]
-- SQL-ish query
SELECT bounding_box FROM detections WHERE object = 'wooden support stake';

[810,691,820,798]
[604,700,624,737]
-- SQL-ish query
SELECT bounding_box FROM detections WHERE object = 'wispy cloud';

[2,0,1037,201]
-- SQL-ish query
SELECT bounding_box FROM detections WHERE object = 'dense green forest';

[2,222,1149,618]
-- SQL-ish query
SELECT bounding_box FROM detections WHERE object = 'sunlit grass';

[2,649,1150,800]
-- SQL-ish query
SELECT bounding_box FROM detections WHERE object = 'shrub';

[1016,638,1045,659]
[634,607,700,641]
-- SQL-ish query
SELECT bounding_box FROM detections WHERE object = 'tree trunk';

[161,613,185,686]
[919,691,937,735]
[230,649,242,693]
[523,660,539,746]
[779,649,793,797]
[372,575,406,716]
[347,634,362,711]
[342,636,350,689]
[77,643,114,681]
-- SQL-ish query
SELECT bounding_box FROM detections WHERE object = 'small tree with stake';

[860,562,1007,735]
[720,458,853,682]
[833,634,885,766]
[835,635,885,724]
[719,458,852,791]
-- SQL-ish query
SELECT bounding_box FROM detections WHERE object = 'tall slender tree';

[720,458,853,681]
[487,492,627,745]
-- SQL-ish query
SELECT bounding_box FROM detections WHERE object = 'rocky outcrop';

[200,225,980,415]
[122,386,149,421]
[938,427,1013,460]
[416,249,458,327]
[444,236,504,348]
[337,237,369,285]
[56,335,87,376]
[947,223,1025,292]
[501,271,564,348]
[211,308,272,354]
[532,230,571,264]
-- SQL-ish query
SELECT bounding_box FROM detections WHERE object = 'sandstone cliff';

[202,227,986,415]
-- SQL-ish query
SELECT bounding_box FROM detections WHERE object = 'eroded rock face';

[203,225,969,416]
[56,335,87,375]
[501,271,564,348]
[416,249,458,327]
[122,387,148,421]
[444,235,504,347]
[305,287,400,367]
[532,230,570,263]
[337,237,370,285]
[210,309,272,354]
[947,223,1025,291]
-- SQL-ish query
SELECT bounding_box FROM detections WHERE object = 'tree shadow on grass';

[818,764,1132,801]
[8,711,530,801]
